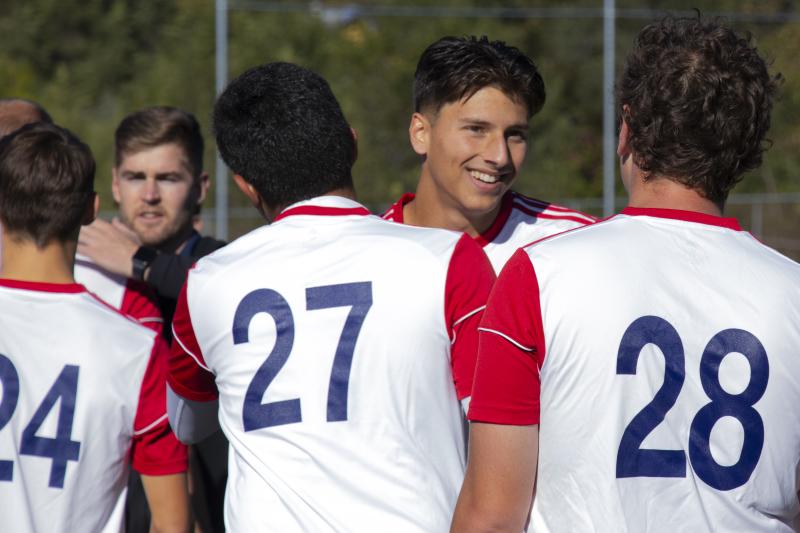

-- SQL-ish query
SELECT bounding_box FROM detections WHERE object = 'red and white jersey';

[469,207,800,532]
[169,196,495,532]
[0,279,187,533]
[382,191,595,272]
[75,255,163,334]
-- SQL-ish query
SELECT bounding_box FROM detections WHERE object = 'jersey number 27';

[234,282,373,431]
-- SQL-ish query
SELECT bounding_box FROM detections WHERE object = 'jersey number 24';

[0,356,81,488]
[234,282,373,431]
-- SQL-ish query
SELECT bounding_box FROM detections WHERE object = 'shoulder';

[509,191,597,226]
[194,235,227,256]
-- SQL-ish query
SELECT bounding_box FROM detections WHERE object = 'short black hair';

[115,106,204,177]
[0,122,95,247]
[213,62,355,209]
[413,35,545,118]
[618,15,780,206]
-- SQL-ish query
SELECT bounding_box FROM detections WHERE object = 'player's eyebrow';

[458,117,530,131]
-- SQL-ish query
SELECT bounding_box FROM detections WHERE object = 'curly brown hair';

[617,15,781,206]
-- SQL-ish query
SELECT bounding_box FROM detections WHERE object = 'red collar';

[621,207,741,230]
[275,205,371,222]
[387,191,514,247]
[0,278,86,293]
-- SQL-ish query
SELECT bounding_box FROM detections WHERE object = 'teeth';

[470,170,499,184]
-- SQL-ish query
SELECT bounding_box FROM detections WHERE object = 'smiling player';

[383,36,595,272]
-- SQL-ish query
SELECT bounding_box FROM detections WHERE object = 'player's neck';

[405,175,500,237]
[1,234,76,284]
[627,174,723,217]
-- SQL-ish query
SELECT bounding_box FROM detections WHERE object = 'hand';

[78,217,141,278]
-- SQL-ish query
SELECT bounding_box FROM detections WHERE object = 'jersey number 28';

[615,315,768,491]
[234,282,373,431]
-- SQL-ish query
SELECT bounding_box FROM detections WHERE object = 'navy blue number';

[20,365,81,488]
[235,289,300,431]
[689,329,768,490]
[236,283,374,431]
[616,316,687,478]
[616,318,769,491]
[0,354,20,481]
[307,282,373,422]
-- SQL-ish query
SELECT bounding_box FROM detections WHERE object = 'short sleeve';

[168,278,218,402]
[121,279,164,334]
[445,233,497,400]
[131,336,188,475]
[468,248,544,425]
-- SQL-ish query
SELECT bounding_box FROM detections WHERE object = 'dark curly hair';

[414,35,545,118]
[214,62,355,209]
[617,15,781,206]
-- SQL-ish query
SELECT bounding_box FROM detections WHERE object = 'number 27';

[233,282,373,431]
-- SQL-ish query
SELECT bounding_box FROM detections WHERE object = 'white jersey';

[382,190,596,272]
[0,279,183,533]
[169,195,495,532]
[74,254,163,332]
[469,207,800,532]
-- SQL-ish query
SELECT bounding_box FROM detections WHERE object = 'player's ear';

[617,105,632,158]
[195,171,210,205]
[111,166,122,204]
[350,127,358,164]
[409,112,430,156]
[81,192,99,225]
[232,174,262,208]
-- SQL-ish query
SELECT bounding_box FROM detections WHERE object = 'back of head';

[115,106,204,177]
[213,62,355,209]
[0,98,53,139]
[413,35,545,118]
[0,122,95,247]
[618,15,780,206]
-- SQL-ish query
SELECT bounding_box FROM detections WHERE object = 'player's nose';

[483,133,512,168]
[142,177,161,202]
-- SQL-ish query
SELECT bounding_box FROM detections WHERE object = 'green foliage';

[0,0,798,226]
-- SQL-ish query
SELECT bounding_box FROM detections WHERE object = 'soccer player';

[451,15,799,532]
[76,106,227,533]
[167,61,496,531]
[383,36,595,272]
[0,122,190,533]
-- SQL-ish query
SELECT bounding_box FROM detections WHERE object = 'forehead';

[433,86,530,124]
[117,142,192,173]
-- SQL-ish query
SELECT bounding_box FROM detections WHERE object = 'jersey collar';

[621,207,742,230]
[274,196,371,222]
[0,278,87,293]
[473,191,515,247]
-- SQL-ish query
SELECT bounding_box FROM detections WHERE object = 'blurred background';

[2,0,798,257]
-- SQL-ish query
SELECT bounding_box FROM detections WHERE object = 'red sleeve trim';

[167,279,218,402]
[445,233,496,400]
[468,249,544,425]
[131,336,189,474]
[121,279,164,334]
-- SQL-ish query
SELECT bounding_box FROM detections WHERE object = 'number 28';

[616,316,768,491]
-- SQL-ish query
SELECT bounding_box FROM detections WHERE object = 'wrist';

[131,246,159,281]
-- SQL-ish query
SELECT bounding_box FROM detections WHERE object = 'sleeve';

[167,278,218,402]
[445,233,497,400]
[130,335,189,475]
[145,237,226,300]
[468,248,544,425]
[121,279,164,334]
